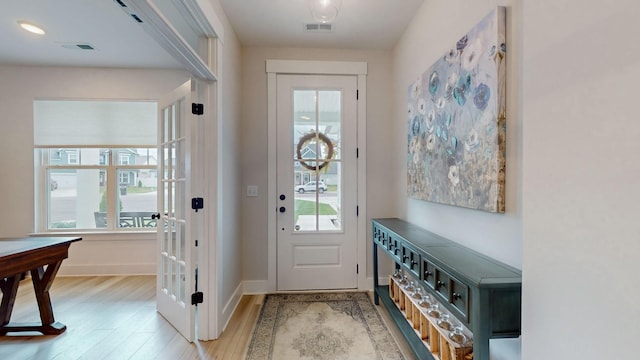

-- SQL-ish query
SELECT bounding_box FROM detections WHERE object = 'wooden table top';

[0,237,82,259]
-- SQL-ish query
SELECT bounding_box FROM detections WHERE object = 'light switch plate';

[247,185,258,197]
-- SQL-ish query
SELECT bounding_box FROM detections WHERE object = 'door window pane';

[318,91,341,160]
[292,89,342,232]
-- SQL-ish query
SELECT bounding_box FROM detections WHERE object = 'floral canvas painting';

[407,7,506,213]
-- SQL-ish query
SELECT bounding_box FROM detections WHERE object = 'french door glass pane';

[172,246,178,296]
[164,107,170,143]
[171,182,177,215]
[179,263,186,304]
[170,144,176,180]
[175,180,185,219]
[164,181,170,215]
[171,223,178,272]
[176,141,185,178]
[162,255,169,291]
[171,104,178,140]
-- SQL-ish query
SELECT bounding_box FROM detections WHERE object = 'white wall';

[392,2,522,358]
[0,66,189,275]
[521,0,640,359]
[239,47,396,284]
[394,0,640,359]
[392,0,522,271]
[207,0,244,335]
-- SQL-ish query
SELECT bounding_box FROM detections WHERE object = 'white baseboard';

[238,278,387,294]
[220,282,244,332]
[361,276,389,291]
[243,280,268,294]
[58,263,155,276]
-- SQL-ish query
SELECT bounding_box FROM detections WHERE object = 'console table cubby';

[372,218,521,360]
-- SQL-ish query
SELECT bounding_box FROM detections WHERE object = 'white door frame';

[196,76,218,340]
[266,60,367,292]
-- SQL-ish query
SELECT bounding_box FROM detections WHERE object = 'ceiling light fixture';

[308,0,342,24]
[18,21,46,35]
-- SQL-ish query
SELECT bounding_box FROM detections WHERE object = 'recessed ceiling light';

[18,21,46,35]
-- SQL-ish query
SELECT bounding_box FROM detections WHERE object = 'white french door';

[276,74,358,291]
[156,80,197,341]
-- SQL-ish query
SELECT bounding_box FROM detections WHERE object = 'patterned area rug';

[246,292,405,360]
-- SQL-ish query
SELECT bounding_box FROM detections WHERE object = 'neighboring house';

[116,148,139,187]
[136,155,158,188]
[294,123,339,186]
[51,148,140,188]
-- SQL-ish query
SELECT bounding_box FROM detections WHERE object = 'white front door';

[156,80,197,341]
[276,74,359,291]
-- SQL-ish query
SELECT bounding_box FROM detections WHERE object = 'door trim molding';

[266,60,368,292]
[266,60,367,76]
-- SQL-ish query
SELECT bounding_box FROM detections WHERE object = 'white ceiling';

[0,0,424,69]
[218,0,424,50]
[0,0,183,68]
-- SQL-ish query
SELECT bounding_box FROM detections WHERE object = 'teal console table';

[372,218,521,360]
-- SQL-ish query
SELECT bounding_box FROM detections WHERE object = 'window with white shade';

[34,100,159,231]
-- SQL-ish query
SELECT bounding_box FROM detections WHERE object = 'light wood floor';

[0,276,263,360]
[0,276,413,360]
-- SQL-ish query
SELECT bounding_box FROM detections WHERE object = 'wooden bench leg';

[1,262,68,335]
[0,275,21,327]
[30,262,66,334]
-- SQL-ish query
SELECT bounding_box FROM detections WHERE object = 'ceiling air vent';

[304,23,334,33]
[130,14,143,23]
[60,43,97,50]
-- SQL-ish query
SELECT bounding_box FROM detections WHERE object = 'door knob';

[279,206,286,213]
[151,213,160,220]
[279,194,286,200]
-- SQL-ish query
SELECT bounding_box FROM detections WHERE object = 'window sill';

[29,231,156,241]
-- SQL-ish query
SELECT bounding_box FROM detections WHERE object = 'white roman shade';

[34,100,157,147]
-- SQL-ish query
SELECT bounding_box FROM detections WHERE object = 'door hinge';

[357,264,359,274]
[356,90,359,100]
[192,103,204,115]
[191,291,204,305]
[195,239,198,247]
[191,197,204,212]
[356,206,359,217]
[356,147,359,158]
